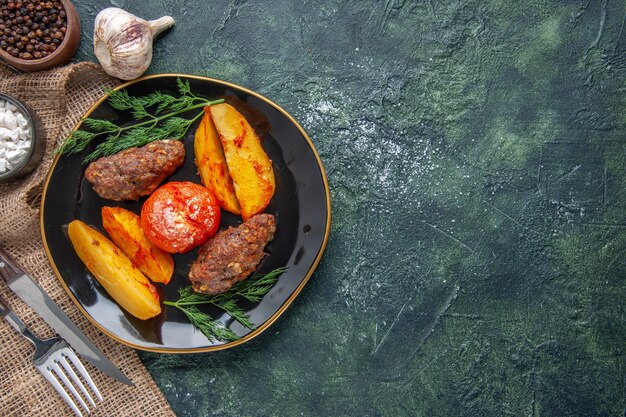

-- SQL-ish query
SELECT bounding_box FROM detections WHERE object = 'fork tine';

[64,349,104,402]
[50,361,90,414]
[59,353,96,408]
[39,366,84,417]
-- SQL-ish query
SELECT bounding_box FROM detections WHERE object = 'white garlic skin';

[93,8,175,80]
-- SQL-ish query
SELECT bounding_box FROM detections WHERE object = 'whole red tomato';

[141,181,221,253]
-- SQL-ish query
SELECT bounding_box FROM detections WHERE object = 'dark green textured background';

[72,1,625,416]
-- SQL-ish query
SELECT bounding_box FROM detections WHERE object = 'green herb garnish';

[58,78,224,163]
[164,267,286,342]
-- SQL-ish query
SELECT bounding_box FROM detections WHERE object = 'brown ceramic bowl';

[0,0,80,72]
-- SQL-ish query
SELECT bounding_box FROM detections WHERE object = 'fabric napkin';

[0,62,175,417]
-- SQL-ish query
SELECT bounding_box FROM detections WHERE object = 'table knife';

[0,247,134,386]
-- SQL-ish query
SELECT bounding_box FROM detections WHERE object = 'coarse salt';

[0,99,32,174]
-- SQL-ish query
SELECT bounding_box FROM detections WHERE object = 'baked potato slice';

[102,206,174,284]
[67,220,161,320]
[194,108,241,215]
[209,103,275,220]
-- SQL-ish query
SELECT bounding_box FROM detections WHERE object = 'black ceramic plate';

[41,74,331,353]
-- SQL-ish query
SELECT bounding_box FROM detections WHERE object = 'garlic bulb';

[94,8,175,80]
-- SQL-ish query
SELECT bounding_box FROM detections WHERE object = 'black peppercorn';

[0,0,67,60]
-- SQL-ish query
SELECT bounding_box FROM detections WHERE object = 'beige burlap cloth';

[0,62,176,417]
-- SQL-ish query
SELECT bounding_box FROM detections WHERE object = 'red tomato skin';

[141,181,221,253]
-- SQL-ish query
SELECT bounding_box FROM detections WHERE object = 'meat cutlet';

[84,139,185,201]
[189,213,276,295]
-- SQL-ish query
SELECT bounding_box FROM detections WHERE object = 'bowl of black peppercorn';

[0,0,80,72]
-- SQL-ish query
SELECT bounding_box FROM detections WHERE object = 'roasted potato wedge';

[67,220,161,320]
[209,103,276,220]
[102,206,174,284]
[194,109,241,215]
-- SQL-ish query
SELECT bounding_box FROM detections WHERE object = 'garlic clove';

[93,8,175,81]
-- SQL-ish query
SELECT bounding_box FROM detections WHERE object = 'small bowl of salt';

[0,93,45,182]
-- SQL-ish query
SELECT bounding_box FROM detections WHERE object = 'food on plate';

[189,213,277,295]
[194,108,241,214]
[141,181,221,253]
[102,206,174,284]
[84,139,184,201]
[67,220,161,320]
[60,79,225,163]
[209,103,275,220]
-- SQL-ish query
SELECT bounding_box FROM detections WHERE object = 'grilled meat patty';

[189,213,277,295]
[84,139,185,201]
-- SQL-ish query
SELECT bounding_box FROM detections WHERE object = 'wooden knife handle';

[0,247,24,284]
[0,292,11,318]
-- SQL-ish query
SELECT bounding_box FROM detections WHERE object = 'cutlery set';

[0,247,133,416]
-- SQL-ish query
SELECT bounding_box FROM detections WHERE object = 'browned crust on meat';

[189,213,276,294]
[84,140,185,201]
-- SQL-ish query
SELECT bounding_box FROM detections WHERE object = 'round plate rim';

[40,73,332,353]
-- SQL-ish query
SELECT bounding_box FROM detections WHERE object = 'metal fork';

[0,294,103,417]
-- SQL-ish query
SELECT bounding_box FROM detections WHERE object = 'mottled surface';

[72,1,625,416]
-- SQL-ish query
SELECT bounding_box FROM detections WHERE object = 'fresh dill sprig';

[179,306,239,342]
[164,267,286,342]
[230,267,287,303]
[210,298,254,329]
[57,78,224,163]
